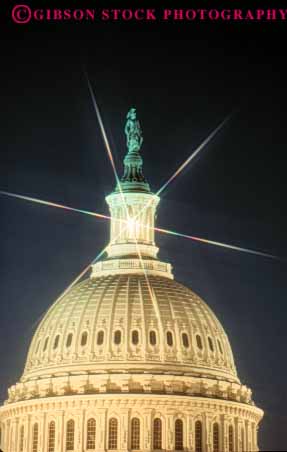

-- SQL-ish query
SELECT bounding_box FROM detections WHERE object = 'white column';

[81,409,86,452]
[59,411,65,452]
[187,415,194,452]
[120,408,129,451]
[26,416,31,452]
[143,410,151,452]
[166,414,173,451]
[205,414,212,452]
[41,413,47,452]
[97,408,106,451]
[234,417,240,452]
[221,414,228,452]
[10,419,16,452]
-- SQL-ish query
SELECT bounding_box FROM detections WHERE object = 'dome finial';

[119,107,150,192]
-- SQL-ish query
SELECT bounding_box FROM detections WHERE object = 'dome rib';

[22,275,240,383]
[89,277,112,357]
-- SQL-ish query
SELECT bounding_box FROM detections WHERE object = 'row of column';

[111,205,155,245]
[0,408,258,452]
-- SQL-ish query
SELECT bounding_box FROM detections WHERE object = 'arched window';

[114,330,122,345]
[19,425,24,452]
[131,418,140,449]
[43,337,49,352]
[228,425,234,452]
[213,423,219,452]
[53,335,60,350]
[208,337,214,352]
[195,420,202,452]
[0,424,4,449]
[66,419,75,450]
[132,330,139,345]
[97,330,104,345]
[32,423,39,452]
[217,339,223,354]
[81,331,88,347]
[35,339,41,354]
[166,331,173,347]
[175,419,183,450]
[86,418,96,449]
[241,427,245,452]
[48,421,56,452]
[108,418,118,449]
[182,332,189,348]
[196,335,203,350]
[66,333,73,348]
[149,330,157,346]
[153,418,162,450]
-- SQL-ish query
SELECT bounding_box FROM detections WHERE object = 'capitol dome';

[0,108,263,452]
[23,274,237,383]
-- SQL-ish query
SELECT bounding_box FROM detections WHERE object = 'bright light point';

[127,217,140,238]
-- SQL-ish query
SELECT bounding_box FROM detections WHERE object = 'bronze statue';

[124,108,143,153]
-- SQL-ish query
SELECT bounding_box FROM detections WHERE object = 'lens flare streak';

[155,226,278,260]
[0,190,278,260]
[85,71,123,193]
[117,112,233,240]
[157,113,233,195]
[0,191,111,221]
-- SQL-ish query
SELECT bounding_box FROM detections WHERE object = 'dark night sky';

[1,1,287,450]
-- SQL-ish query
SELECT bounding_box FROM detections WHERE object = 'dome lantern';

[92,108,173,278]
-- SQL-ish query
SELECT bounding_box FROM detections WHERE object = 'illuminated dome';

[0,108,263,452]
[23,274,237,383]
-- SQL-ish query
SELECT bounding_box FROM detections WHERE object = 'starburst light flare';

[154,226,279,260]
[0,190,279,260]
[84,70,124,194]
[158,113,233,195]
[0,191,111,221]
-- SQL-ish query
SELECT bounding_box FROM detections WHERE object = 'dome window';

[208,337,214,352]
[86,418,96,449]
[196,334,203,350]
[66,333,73,348]
[19,425,24,452]
[48,421,56,452]
[108,418,118,449]
[217,339,223,354]
[175,419,184,450]
[131,418,140,450]
[97,330,104,346]
[213,423,219,452]
[66,419,75,451]
[35,339,41,354]
[182,333,189,348]
[166,331,173,347]
[132,330,139,345]
[53,335,60,350]
[32,423,39,452]
[153,418,162,450]
[241,428,245,452]
[149,330,157,346]
[43,337,49,352]
[81,332,88,347]
[228,425,234,452]
[114,330,122,345]
[195,421,202,452]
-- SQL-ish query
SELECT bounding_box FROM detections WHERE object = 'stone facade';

[0,395,261,452]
